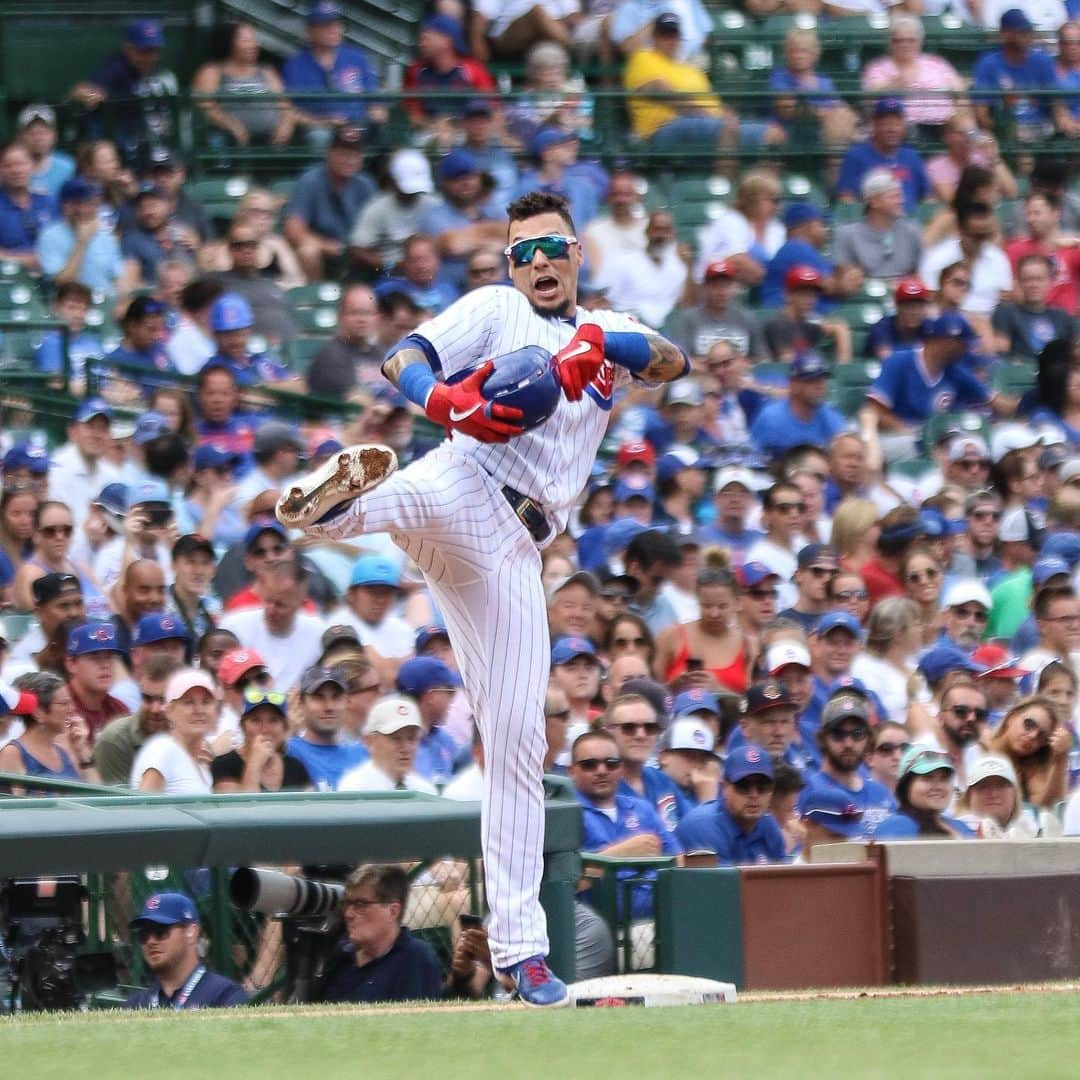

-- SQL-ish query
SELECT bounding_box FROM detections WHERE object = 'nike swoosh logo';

[449,403,483,422]
[561,341,592,360]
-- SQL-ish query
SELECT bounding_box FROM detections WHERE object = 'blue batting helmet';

[447,345,560,432]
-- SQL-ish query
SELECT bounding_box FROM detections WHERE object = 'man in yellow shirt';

[623,12,783,150]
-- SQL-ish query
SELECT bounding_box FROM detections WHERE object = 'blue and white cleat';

[500,955,569,1008]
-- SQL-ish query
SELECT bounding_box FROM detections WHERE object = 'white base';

[567,973,738,1008]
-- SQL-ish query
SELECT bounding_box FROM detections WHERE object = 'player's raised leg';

[275,444,397,529]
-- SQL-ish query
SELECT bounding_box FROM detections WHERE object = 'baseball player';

[277,191,687,1006]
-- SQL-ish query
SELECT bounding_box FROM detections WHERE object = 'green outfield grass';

[8,992,1080,1079]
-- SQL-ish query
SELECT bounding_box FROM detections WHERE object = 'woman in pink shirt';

[862,14,966,127]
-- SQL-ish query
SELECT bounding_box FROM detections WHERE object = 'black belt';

[501,485,553,544]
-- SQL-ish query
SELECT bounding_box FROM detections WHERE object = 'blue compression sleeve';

[604,332,652,374]
[398,361,437,409]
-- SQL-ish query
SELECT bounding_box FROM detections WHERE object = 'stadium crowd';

[7,0,1080,1006]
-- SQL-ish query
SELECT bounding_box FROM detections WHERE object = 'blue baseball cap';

[59,178,100,204]
[129,891,197,930]
[735,561,780,589]
[211,293,254,333]
[873,96,905,118]
[373,384,410,410]
[744,679,796,715]
[94,482,128,517]
[530,127,578,158]
[613,478,656,504]
[1042,531,1080,568]
[724,743,774,783]
[349,554,400,588]
[800,782,865,837]
[125,18,164,48]
[129,479,171,506]
[244,518,288,549]
[193,444,237,471]
[67,620,123,656]
[415,624,450,654]
[133,612,190,647]
[75,397,112,423]
[1033,556,1071,586]
[673,688,721,718]
[311,438,344,460]
[917,508,947,539]
[133,411,170,446]
[437,148,480,183]
[3,443,49,474]
[926,311,977,344]
[306,1,342,24]
[603,517,649,556]
[396,656,462,696]
[917,645,984,685]
[1000,7,1033,31]
[422,13,468,53]
[812,610,863,638]
[790,350,831,380]
[551,635,598,666]
[782,202,823,230]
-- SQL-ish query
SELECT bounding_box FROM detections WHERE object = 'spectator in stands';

[212,688,311,792]
[220,562,325,690]
[166,278,223,377]
[866,720,909,797]
[745,482,808,589]
[11,500,91,613]
[1058,20,1080,123]
[339,695,435,793]
[505,41,592,148]
[625,13,782,154]
[599,209,689,328]
[761,204,862,311]
[876,745,974,839]
[120,183,196,286]
[124,893,248,1010]
[216,646,271,730]
[470,0,575,62]
[49,399,121,533]
[0,672,93,788]
[103,296,171,393]
[697,469,761,564]
[547,570,598,640]
[973,9,1071,142]
[458,99,518,210]
[1004,192,1080,316]
[834,169,921,283]
[769,28,857,145]
[321,863,443,1004]
[17,105,74,200]
[751,352,848,461]
[201,194,304,291]
[404,14,495,137]
[464,246,506,292]
[220,522,296,613]
[0,485,38,578]
[283,2,385,142]
[377,234,459,315]
[861,14,966,128]
[931,677,991,791]
[329,554,414,663]
[864,279,931,360]
[283,126,375,283]
[204,296,291,387]
[396,657,460,786]
[957,753,1039,838]
[0,140,56,270]
[657,716,720,809]
[992,255,1075,361]
[926,117,1017,207]
[762,268,853,363]
[580,169,646,284]
[285,664,365,789]
[193,22,295,149]
[665,261,763,363]
[8,572,85,669]
[36,179,138,300]
[69,19,179,161]
[610,0,712,63]
[74,140,137,223]
[165,534,221,643]
[695,172,785,288]
[675,743,786,864]
[511,128,598,231]
[34,282,101,390]
[836,98,929,216]
[194,362,255,462]
[350,149,438,278]
[417,151,505,293]
[624,529,683,636]
[233,421,304,514]
[778,545,838,634]
[306,284,382,396]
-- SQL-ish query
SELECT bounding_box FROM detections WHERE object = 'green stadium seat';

[993,363,1036,396]
[834,360,881,384]
[923,411,989,449]
[670,176,734,205]
[291,307,338,334]
[286,283,343,310]
[285,337,327,375]
[829,383,870,417]
[186,176,254,225]
[890,458,932,480]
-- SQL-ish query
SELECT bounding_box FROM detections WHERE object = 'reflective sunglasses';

[827,725,870,742]
[574,756,622,772]
[244,688,287,708]
[1021,715,1051,740]
[137,924,183,944]
[504,234,578,267]
[733,778,774,795]
[949,704,988,722]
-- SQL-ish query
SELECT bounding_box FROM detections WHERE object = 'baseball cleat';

[499,956,569,1008]
[275,444,397,528]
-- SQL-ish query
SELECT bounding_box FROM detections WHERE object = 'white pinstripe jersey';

[413,285,650,530]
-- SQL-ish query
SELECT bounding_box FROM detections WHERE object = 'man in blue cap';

[335,553,414,660]
[282,2,383,138]
[52,399,123,535]
[403,15,496,126]
[395,656,461,786]
[123,892,248,1010]
[69,20,178,159]
[285,663,367,788]
[836,97,929,215]
[973,9,1069,142]
[676,743,787,865]
[728,679,819,777]
[284,126,377,282]
[750,351,848,461]
[104,295,172,395]
[511,128,599,231]
[760,204,862,309]
[64,620,130,742]
[203,293,290,387]
[2,443,50,494]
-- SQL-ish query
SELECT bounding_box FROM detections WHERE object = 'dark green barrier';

[654,867,743,986]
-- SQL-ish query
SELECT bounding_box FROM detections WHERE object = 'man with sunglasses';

[936,679,992,789]
[701,467,763,566]
[675,744,786,866]
[1025,586,1080,673]
[746,482,806,599]
[939,579,993,653]
[963,490,1004,579]
[780,544,840,633]
[799,693,895,843]
[124,891,248,1010]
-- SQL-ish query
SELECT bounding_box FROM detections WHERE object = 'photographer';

[123,892,248,1010]
[320,864,443,1004]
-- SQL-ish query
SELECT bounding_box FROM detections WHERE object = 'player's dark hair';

[506,191,575,235]
[346,864,409,913]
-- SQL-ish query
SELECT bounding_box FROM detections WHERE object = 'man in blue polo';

[750,351,848,461]
[0,140,56,270]
[728,679,820,777]
[124,892,248,1010]
[283,2,383,140]
[676,744,787,865]
[396,656,461,787]
[836,97,929,215]
[203,294,290,388]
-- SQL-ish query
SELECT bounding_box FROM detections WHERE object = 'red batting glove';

[425,360,525,444]
[552,323,606,402]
